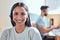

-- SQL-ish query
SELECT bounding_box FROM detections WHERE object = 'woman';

[0,2,42,40]
[50,18,54,26]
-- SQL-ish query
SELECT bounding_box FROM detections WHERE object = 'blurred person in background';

[35,6,60,40]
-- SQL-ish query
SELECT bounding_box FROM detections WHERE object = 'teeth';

[17,20,22,23]
[18,21,21,22]
[16,19,24,23]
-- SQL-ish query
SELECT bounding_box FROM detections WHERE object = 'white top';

[0,26,42,40]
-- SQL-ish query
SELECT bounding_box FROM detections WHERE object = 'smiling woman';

[0,2,42,40]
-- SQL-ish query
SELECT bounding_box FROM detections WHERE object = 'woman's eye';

[14,12,18,15]
[21,12,25,15]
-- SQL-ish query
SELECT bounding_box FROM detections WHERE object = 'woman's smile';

[16,18,25,24]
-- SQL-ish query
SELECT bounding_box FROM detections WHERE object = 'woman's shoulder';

[27,27,40,34]
[1,27,14,35]
[27,27,42,40]
[0,27,14,39]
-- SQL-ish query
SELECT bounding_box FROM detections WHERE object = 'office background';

[0,0,60,37]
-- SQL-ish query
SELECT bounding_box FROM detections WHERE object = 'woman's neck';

[15,24,26,33]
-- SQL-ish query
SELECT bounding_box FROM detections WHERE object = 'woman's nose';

[17,15,23,19]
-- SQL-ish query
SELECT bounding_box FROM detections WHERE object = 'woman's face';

[13,6,28,26]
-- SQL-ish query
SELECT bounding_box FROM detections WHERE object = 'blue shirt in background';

[36,16,50,37]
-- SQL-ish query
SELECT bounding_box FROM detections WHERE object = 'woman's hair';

[10,2,31,27]
[50,18,54,25]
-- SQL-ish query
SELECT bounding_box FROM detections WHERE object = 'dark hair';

[10,2,31,27]
[50,18,54,25]
[40,6,49,10]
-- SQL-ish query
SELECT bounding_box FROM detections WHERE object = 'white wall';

[0,0,23,37]
[23,0,45,15]
[23,0,60,14]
